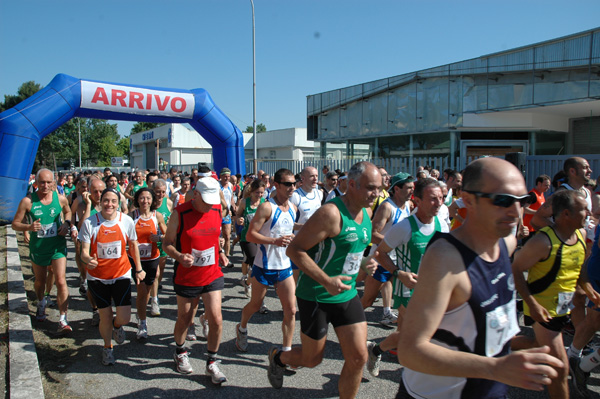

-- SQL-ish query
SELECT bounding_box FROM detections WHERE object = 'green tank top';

[157,197,171,224]
[296,196,372,304]
[133,181,147,195]
[393,215,442,300]
[241,197,264,242]
[27,191,66,253]
[63,185,76,197]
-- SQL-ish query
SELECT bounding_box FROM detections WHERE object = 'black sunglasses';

[276,181,295,187]
[464,190,530,208]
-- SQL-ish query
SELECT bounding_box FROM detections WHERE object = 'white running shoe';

[112,326,126,344]
[150,297,161,317]
[174,350,193,374]
[199,314,209,338]
[102,347,115,366]
[380,311,398,326]
[186,324,197,341]
[136,320,148,340]
[206,360,227,385]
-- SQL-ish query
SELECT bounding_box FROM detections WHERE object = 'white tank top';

[254,200,296,270]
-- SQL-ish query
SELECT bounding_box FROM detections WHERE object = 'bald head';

[463,157,526,194]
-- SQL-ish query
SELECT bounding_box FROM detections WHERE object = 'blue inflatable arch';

[0,73,246,221]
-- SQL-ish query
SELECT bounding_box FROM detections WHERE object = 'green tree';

[82,119,121,166]
[131,122,164,134]
[116,136,130,159]
[245,123,267,133]
[0,81,43,112]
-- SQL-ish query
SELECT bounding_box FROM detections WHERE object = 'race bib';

[138,243,152,259]
[192,247,215,267]
[97,241,122,259]
[485,298,520,357]
[342,251,363,275]
[37,222,57,238]
[557,291,575,315]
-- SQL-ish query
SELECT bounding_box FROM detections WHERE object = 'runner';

[171,177,191,207]
[361,172,415,327]
[268,161,379,399]
[234,179,266,297]
[105,174,129,214]
[366,177,447,377]
[219,168,235,259]
[12,168,76,333]
[325,172,348,202]
[128,188,167,340]
[149,179,173,317]
[511,189,589,399]
[289,166,323,283]
[78,187,145,365]
[162,177,229,384]
[124,170,147,204]
[235,169,297,353]
[395,157,562,398]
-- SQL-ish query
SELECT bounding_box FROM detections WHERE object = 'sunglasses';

[277,181,295,187]
[464,190,530,208]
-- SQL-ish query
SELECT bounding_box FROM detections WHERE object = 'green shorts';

[157,242,167,258]
[393,294,411,310]
[30,247,67,267]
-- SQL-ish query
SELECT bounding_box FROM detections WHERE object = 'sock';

[139,319,146,326]
[39,297,47,308]
[44,292,51,297]
[383,307,391,315]
[372,344,384,356]
[281,346,291,352]
[567,343,582,359]
[175,343,186,354]
[238,325,247,333]
[59,314,66,322]
[207,350,218,365]
[104,344,113,349]
[274,350,286,367]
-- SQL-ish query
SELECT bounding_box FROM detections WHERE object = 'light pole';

[78,118,82,171]
[251,0,257,175]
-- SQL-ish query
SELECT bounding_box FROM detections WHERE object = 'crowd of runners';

[10,156,600,398]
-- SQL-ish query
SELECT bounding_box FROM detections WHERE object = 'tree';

[116,136,130,159]
[0,81,43,112]
[131,122,164,134]
[245,123,267,133]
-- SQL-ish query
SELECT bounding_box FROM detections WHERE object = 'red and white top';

[79,212,137,282]
[130,209,160,261]
[174,201,223,287]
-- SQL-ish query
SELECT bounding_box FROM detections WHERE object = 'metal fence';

[172,154,600,190]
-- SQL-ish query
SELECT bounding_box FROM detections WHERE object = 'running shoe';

[244,280,252,299]
[186,324,197,341]
[102,347,115,366]
[174,350,193,374]
[366,341,382,377]
[136,320,148,340]
[91,310,100,326]
[238,276,247,287]
[79,279,87,296]
[569,356,590,398]
[206,360,227,384]
[150,297,161,317]
[380,311,398,326]
[112,326,126,345]
[199,314,209,339]
[235,324,248,352]
[57,319,72,334]
[44,295,56,308]
[267,346,285,389]
[260,303,269,314]
[36,302,47,322]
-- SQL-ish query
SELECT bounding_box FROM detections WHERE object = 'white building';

[130,124,316,171]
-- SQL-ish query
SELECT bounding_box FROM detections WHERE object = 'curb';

[6,227,44,399]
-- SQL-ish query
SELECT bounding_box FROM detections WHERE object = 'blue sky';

[1,0,599,137]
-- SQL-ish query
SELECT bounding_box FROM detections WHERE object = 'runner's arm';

[398,239,562,391]
[11,196,34,231]
[370,202,391,244]
[246,202,291,246]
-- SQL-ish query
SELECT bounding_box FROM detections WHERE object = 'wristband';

[136,269,144,274]
[71,226,77,232]
[219,249,225,254]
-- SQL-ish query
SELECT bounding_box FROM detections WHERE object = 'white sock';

[59,314,66,322]
[238,325,247,333]
[567,343,582,359]
[281,346,291,352]
[383,307,391,315]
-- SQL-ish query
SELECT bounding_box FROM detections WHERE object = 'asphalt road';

[28,239,600,398]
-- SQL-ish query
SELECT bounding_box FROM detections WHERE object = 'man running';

[396,157,562,398]
[268,161,379,399]
[219,168,235,259]
[235,168,297,353]
[289,166,323,282]
[512,189,589,399]
[12,168,75,333]
[361,172,414,326]
[163,177,229,385]
[149,179,173,317]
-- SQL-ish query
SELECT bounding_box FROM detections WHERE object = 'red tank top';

[131,210,160,260]
[174,201,223,286]
[90,213,131,280]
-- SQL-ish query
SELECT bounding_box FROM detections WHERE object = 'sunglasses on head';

[277,181,295,187]
[464,190,530,208]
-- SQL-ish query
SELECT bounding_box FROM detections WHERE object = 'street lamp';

[251,0,257,175]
